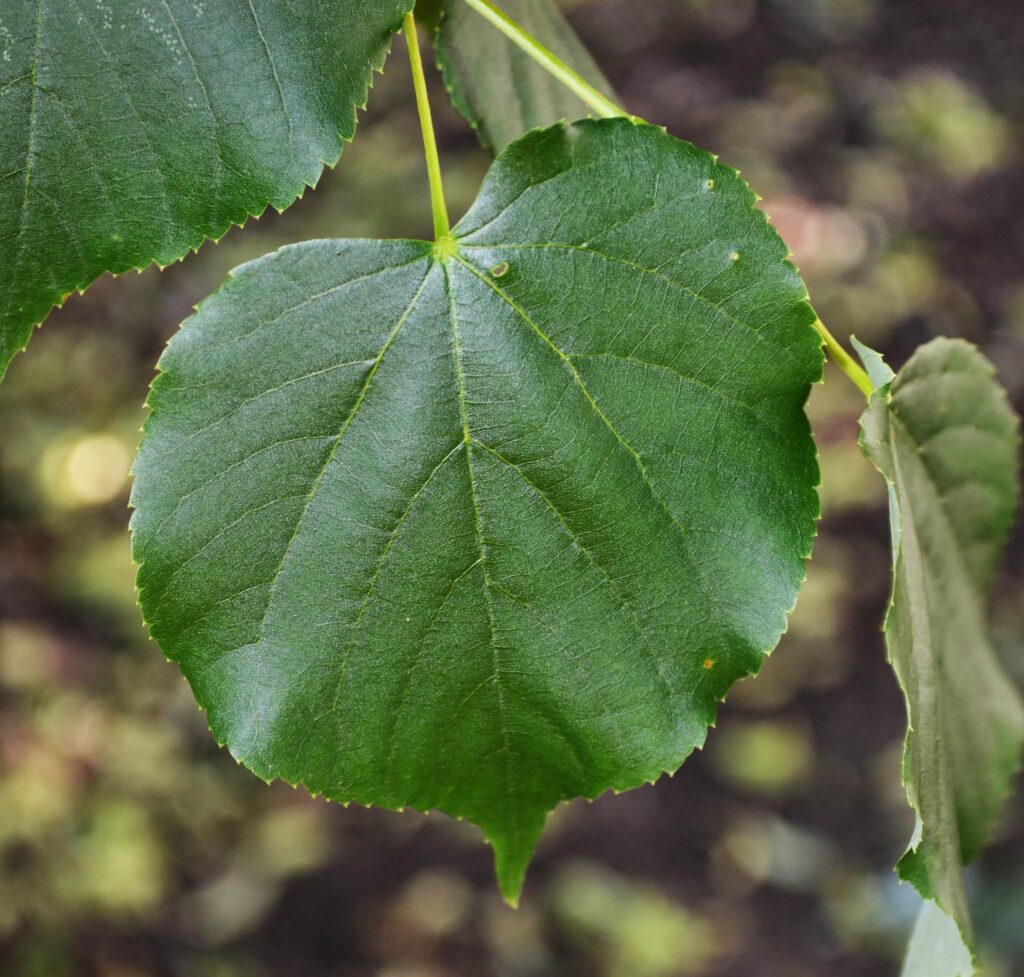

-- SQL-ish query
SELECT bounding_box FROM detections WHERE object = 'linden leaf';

[0,0,413,381]
[132,119,822,901]
[435,0,616,150]
[857,337,1024,976]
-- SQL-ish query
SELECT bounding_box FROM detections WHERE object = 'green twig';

[458,0,630,120]
[404,12,450,241]
[813,318,873,397]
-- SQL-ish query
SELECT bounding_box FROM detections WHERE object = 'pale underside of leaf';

[435,0,617,151]
[900,900,973,977]
[858,337,1023,974]
[0,0,414,381]
[132,120,823,901]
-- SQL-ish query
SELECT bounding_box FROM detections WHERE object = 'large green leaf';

[132,119,822,901]
[435,0,616,150]
[857,337,1023,975]
[0,0,414,381]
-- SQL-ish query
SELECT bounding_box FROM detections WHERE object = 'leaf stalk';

[404,12,451,241]
[813,318,873,398]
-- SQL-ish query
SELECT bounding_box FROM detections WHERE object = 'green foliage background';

[1,1,1023,975]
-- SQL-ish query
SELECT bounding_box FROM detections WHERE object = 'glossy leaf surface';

[132,119,822,901]
[0,0,413,380]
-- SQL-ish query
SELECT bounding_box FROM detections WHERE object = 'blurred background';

[1,0,1023,974]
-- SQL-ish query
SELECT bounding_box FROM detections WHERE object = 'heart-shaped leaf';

[858,337,1024,976]
[435,0,616,150]
[132,119,822,901]
[0,0,413,381]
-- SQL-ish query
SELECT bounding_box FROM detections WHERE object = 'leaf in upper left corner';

[434,0,617,151]
[0,0,413,383]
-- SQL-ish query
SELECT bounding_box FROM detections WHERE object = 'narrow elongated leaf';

[857,338,1024,975]
[435,0,616,150]
[0,0,413,381]
[132,119,822,901]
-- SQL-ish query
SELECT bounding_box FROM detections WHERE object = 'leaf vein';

[471,437,675,702]
[329,438,465,714]
[444,262,518,809]
[455,255,723,620]
[256,265,434,645]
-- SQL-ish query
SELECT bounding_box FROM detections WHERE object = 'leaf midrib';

[443,260,517,818]
[453,253,724,624]
[886,391,1024,858]
[885,408,976,939]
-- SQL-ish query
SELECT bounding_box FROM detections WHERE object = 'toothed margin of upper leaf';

[0,3,416,384]
[433,1,493,149]
[432,0,618,154]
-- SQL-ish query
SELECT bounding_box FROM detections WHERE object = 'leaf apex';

[485,810,548,907]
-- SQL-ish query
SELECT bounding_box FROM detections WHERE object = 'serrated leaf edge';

[0,4,415,383]
[129,118,825,903]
